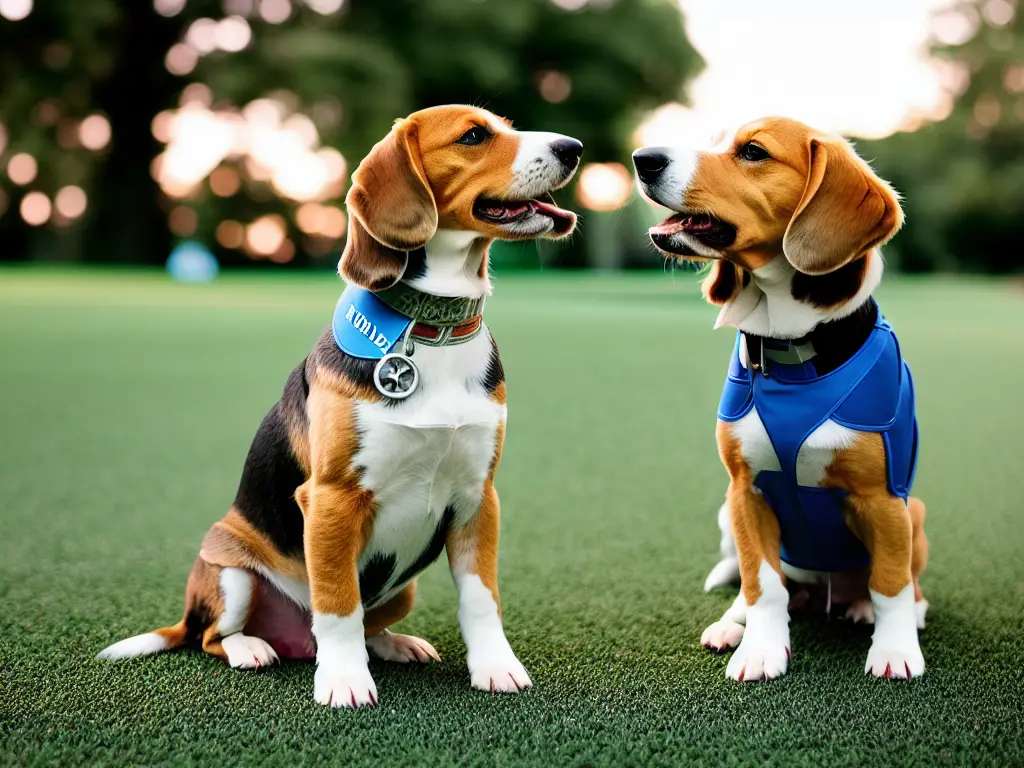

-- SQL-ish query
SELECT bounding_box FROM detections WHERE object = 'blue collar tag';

[332,284,413,360]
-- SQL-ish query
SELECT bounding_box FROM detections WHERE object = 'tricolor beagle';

[633,117,929,681]
[98,105,582,708]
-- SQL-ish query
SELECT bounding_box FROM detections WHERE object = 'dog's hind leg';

[701,592,747,652]
[194,561,279,669]
[97,555,274,668]
[704,499,741,592]
[364,581,440,664]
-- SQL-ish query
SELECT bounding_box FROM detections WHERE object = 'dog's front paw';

[865,641,924,679]
[314,661,378,708]
[468,651,532,694]
[701,620,745,652]
[865,585,925,679]
[726,629,790,682]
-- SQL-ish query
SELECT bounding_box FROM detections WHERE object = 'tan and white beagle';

[98,105,582,708]
[634,117,930,681]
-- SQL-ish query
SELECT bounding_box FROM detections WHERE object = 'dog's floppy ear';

[339,119,438,290]
[782,136,903,275]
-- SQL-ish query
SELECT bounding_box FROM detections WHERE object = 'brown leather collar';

[409,315,483,346]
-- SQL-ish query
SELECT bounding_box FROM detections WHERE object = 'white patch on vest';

[353,327,503,608]
[731,404,858,486]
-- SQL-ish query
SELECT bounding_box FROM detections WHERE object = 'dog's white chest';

[351,332,504,605]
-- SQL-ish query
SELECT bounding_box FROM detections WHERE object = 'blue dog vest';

[717,308,919,572]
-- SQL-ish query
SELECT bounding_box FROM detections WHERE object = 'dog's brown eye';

[456,126,491,146]
[738,142,770,162]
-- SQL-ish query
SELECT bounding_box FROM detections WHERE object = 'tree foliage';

[0,0,701,267]
[858,0,1024,273]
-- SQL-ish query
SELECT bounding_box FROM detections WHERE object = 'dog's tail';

[95,619,189,661]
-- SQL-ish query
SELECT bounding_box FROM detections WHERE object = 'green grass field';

[1,267,1023,766]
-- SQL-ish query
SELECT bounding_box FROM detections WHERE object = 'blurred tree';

[859,0,1024,273]
[0,0,700,268]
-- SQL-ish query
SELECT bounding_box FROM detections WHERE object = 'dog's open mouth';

[473,193,576,235]
[649,212,736,256]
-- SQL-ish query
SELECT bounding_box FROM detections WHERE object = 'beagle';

[633,117,929,681]
[98,105,582,707]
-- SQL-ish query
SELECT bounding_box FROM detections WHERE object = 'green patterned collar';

[374,281,485,328]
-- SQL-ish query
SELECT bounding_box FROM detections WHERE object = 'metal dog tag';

[373,353,419,400]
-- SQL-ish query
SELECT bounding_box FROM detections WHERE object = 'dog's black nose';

[632,147,669,184]
[550,138,583,170]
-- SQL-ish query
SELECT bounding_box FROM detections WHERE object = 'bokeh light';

[169,206,199,236]
[576,162,634,212]
[550,0,588,10]
[305,0,345,14]
[216,16,253,51]
[180,83,214,107]
[246,214,287,255]
[982,0,1014,27]
[54,186,88,219]
[259,0,292,24]
[216,220,245,248]
[295,203,346,238]
[0,0,32,21]
[270,238,296,263]
[33,100,60,126]
[7,153,38,186]
[186,18,219,54]
[20,192,51,226]
[153,0,186,17]
[537,71,572,103]
[209,166,241,196]
[79,115,112,151]
[165,44,199,76]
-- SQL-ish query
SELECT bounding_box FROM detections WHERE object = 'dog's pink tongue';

[483,202,528,218]
[531,199,576,232]
[649,213,688,236]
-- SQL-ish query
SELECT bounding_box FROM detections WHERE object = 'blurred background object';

[0,0,1020,273]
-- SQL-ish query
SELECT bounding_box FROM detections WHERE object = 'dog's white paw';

[468,652,532,694]
[865,642,925,679]
[842,599,875,624]
[701,620,745,652]
[314,661,378,708]
[726,632,790,682]
[222,633,279,670]
[864,585,925,680]
[366,630,440,664]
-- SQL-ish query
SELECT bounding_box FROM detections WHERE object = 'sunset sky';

[638,0,953,145]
